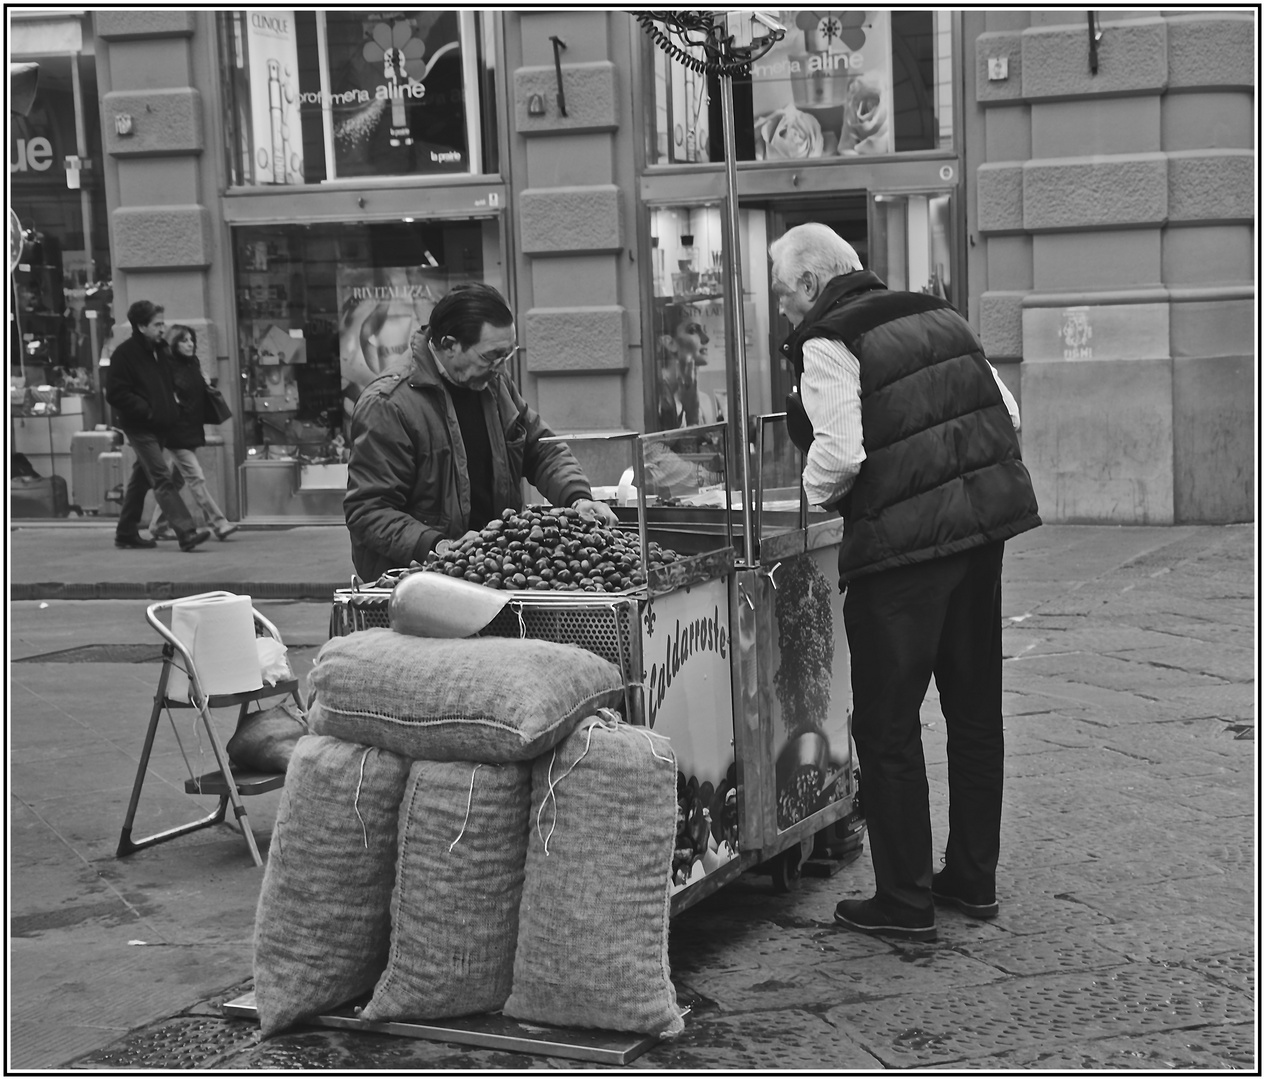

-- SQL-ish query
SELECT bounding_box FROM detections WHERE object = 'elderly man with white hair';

[769,222,1040,943]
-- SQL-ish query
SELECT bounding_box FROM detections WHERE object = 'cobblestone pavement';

[9,525,1256,1071]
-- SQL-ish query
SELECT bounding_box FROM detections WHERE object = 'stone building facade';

[65,9,1257,524]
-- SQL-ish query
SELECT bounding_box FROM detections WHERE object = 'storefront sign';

[643,580,740,892]
[244,9,304,184]
[749,10,893,159]
[323,11,468,178]
[10,136,53,172]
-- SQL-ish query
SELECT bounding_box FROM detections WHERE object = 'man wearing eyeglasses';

[345,281,618,583]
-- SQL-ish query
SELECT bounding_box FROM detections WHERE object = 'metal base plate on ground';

[222,991,683,1066]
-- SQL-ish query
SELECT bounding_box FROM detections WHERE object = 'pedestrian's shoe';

[149,527,176,541]
[178,527,212,552]
[931,869,999,920]
[214,524,240,541]
[834,897,937,942]
[115,533,157,550]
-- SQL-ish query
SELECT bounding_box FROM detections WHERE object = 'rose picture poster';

[749,11,893,160]
[323,10,468,178]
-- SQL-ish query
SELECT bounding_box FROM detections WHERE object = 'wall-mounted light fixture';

[1088,11,1103,75]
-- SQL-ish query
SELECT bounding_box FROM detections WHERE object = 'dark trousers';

[843,541,1005,917]
[117,429,198,539]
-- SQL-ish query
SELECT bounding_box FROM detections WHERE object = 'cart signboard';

[768,547,852,832]
[643,578,740,892]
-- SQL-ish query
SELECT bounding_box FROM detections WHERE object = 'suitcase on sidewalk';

[71,430,122,514]
[99,450,129,517]
[11,474,71,518]
[100,446,158,520]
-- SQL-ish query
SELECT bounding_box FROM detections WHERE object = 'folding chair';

[116,591,304,867]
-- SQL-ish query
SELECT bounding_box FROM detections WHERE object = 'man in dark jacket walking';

[104,301,210,551]
[770,223,1040,942]
[344,282,617,583]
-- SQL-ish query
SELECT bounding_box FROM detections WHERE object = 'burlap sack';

[253,734,412,1038]
[503,714,684,1038]
[227,700,307,773]
[308,629,624,763]
[360,759,532,1021]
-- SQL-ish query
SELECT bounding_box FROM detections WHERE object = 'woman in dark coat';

[148,325,238,540]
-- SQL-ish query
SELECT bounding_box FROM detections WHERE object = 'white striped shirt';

[798,338,1022,510]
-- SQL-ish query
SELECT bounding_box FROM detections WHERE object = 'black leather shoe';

[834,897,936,942]
[932,870,999,919]
[178,527,212,552]
[115,534,157,549]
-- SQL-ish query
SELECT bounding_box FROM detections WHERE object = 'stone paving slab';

[996,1022,1257,1070]
[822,962,1251,1068]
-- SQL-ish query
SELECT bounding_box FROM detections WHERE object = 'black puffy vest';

[782,270,1041,583]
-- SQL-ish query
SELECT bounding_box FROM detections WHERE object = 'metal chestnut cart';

[328,421,863,913]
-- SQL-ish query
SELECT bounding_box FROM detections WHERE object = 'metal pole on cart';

[717,45,755,567]
[632,12,786,567]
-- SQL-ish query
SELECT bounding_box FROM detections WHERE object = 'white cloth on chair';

[166,593,264,700]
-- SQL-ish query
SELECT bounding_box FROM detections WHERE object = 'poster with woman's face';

[748,11,893,160]
[337,266,447,422]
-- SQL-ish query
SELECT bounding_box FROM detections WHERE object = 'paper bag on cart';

[165,594,263,700]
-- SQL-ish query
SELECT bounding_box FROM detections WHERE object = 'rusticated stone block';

[1167,150,1254,224]
[977,163,1024,233]
[524,307,628,372]
[1021,18,1167,100]
[519,185,623,255]
[102,88,203,157]
[1166,14,1255,90]
[1022,155,1166,231]
[976,31,1024,104]
[515,62,618,135]
[979,291,1026,358]
[95,10,194,39]
[113,205,212,270]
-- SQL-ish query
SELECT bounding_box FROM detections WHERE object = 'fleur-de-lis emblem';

[644,606,657,636]
[1061,310,1092,349]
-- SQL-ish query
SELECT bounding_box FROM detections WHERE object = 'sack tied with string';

[307,628,624,763]
[359,759,532,1022]
[503,712,685,1038]
[253,734,412,1038]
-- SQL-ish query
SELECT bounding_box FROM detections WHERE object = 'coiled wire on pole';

[632,11,753,78]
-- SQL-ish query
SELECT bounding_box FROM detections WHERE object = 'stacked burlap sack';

[253,627,686,1041]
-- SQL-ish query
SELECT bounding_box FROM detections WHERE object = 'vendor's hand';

[434,530,479,557]
[572,498,618,526]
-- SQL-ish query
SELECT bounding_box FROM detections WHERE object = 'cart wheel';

[770,837,814,894]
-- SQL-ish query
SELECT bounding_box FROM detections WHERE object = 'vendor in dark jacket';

[104,300,210,552]
[770,223,1041,943]
[345,282,618,583]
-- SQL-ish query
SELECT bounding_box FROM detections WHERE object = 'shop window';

[232,218,501,473]
[647,10,953,165]
[869,192,955,306]
[219,10,499,187]
[9,49,112,380]
[648,204,729,433]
